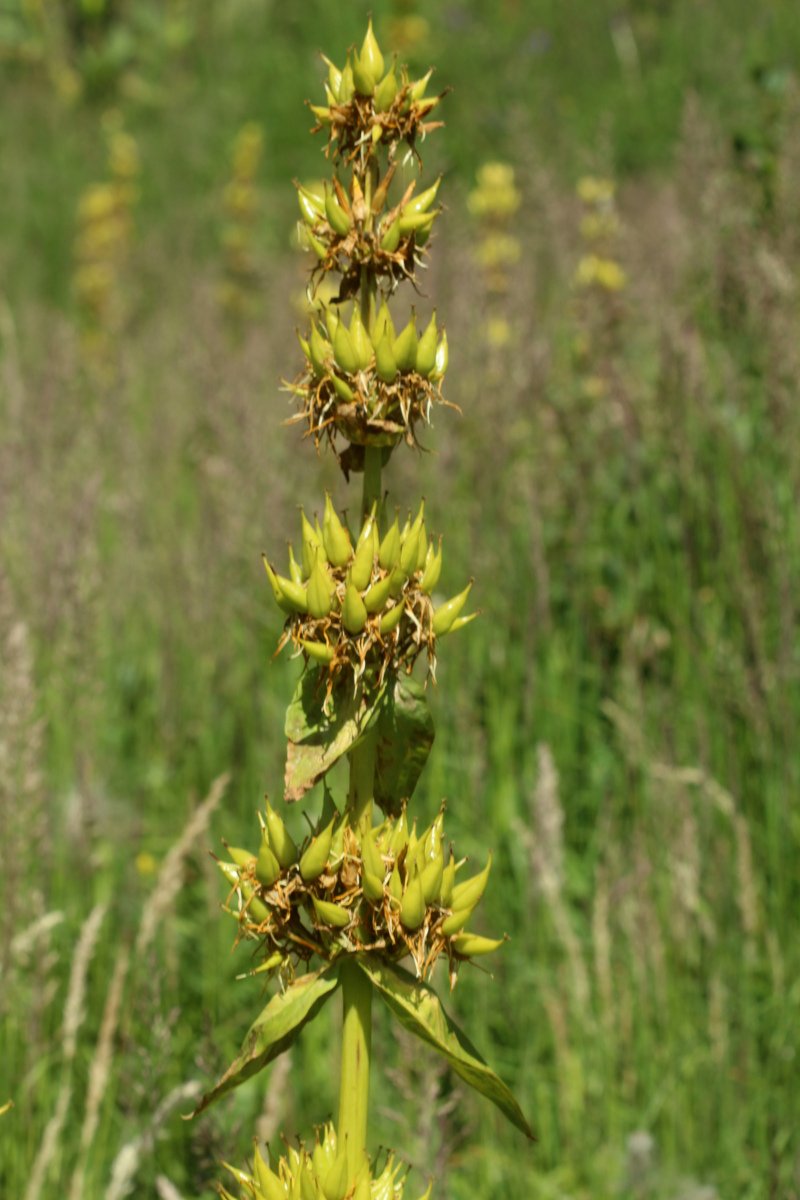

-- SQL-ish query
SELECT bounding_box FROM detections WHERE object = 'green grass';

[2,2,800,1198]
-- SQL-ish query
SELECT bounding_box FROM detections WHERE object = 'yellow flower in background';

[577,175,615,206]
[135,851,158,878]
[575,254,627,292]
[468,161,522,219]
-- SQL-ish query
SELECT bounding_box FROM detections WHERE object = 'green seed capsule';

[362,869,385,904]
[227,845,256,870]
[287,542,304,586]
[374,334,399,383]
[301,639,335,665]
[415,313,438,377]
[349,308,373,371]
[441,906,473,936]
[374,66,398,112]
[393,317,418,372]
[372,301,395,344]
[431,330,448,381]
[440,851,456,907]
[424,809,445,860]
[400,870,426,930]
[256,833,281,887]
[333,320,359,375]
[342,584,368,634]
[421,848,444,905]
[388,865,403,902]
[309,324,332,376]
[263,556,297,615]
[378,517,401,570]
[265,800,298,868]
[254,1146,285,1200]
[388,806,409,854]
[451,932,505,957]
[451,852,492,911]
[297,185,325,226]
[419,539,442,593]
[387,564,406,598]
[322,494,352,567]
[306,228,328,260]
[363,570,393,613]
[379,602,404,634]
[299,818,335,881]
[325,186,352,237]
[448,612,478,634]
[379,216,401,253]
[350,517,375,591]
[301,509,324,577]
[432,581,473,635]
[322,55,342,101]
[339,60,355,103]
[352,55,377,98]
[360,829,385,882]
[307,555,335,618]
[330,373,356,403]
[398,208,439,237]
[410,69,433,101]
[359,18,385,84]
[311,895,351,929]
[310,104,332,124]
[407,178,441,216]
[323,1148,350,1200]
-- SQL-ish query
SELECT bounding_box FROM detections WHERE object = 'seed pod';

[441,905,473,935]
[330,373,356,403]
[388,806,409,855]
[265,800,298,868]
[360,828,384,880]
[301,639,335,665]
[379,215,401,253]
[312,895,351,929]
[374,334,399,384]
[363,570,393,613]
[254,1146,285,1200]
[387,564,406,598]
[421,848,444,905]
[451,932,505,957]
[307,555,336,618]
[432,581,473,635]
[263,556,308,615]
[399,501,425,575]
[393,316,418,372]
[322,494,353,567]
[379,602,404,634]
[227,845,256,870]
[298,332,311,362]
[374,66,398,112]
[362,869,385,904]
[418,539,442,593]
[415,313,439,377]
[353,56,377,97]
[338,59,355,103]
[388,865,403,902]
[297,185,325,226]
[333,320,359,375]
[329,821,345,872]
[342,584,368,634]
[287,542,304,586]
[411,69,433,101]
[440,850,456,907]
[309,324,332,376]
[415,525,428,572]
[424,809,445,860]
[407,177,441,216]
[350,515,376,591]
[299,818,335,881]
[322,55,342,102]
[360,19,385,85]
[431,330,449,380]
[349,307,373,371]
[378,517,401,570]
[301,509,324,577]
[325,186,352,236]
[400,870,426,930]
[352,1172,371,1200]
[323,1148,350,1200]
[217,860,239,889]
[451,852,492,911]
[372,301,395,344]
[310,104,332,124]
[305,228,328,260]
[449,612,478,634]
[398,209,439,237]
[256,832,281,887]
[300,1165,321,1200]
[416,1182,434,1200]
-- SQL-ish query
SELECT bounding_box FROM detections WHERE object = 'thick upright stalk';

[338,733,377,1175]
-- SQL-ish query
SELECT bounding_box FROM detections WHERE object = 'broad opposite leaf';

[284,671,385,802]
[190,964,341,1117]
[357,957,534,1140]
[374,675,434,815]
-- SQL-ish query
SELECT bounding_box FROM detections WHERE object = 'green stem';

[337,957,373,1177]
[338,733,377,1174]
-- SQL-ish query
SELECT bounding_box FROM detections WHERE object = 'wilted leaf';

[284,672,385,803]
[374,675,434,816]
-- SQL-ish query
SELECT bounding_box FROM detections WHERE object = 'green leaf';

[284,672,386,803]
[356,957,534,1140]
[374,675,434,816]
[189,964,341,1117]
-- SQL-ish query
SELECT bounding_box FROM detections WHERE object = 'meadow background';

[2,1,799,1197]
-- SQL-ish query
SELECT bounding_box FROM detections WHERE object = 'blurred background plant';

[218,121,264,332]
[2,2,800,1198]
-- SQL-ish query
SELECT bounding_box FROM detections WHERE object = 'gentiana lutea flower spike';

[202,21,533,1199]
